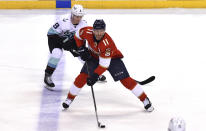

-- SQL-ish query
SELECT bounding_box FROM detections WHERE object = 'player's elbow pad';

[99,57,111,68]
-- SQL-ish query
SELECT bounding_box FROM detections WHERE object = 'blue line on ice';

[37,57,65,131]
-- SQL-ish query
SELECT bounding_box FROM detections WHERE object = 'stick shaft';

[91,85,100,125]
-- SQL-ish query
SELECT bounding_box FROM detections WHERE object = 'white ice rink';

[0,9,206,131]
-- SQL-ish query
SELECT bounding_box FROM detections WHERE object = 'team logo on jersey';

[63,18,68,22]
[105,48,111,57]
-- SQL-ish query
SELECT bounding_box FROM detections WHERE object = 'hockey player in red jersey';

[62,19,154,112]
[44,5,106,91]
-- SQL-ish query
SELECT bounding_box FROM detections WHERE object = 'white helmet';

[71,4,85,17]
[168,117,186,131]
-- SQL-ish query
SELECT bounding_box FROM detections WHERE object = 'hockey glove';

[61,31,76,51]
[69,49,80,57]
[77,46,91,61]
[87,73,99,86]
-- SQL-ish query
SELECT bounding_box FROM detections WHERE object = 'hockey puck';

[98,122,106,128]
[100,125,105,128]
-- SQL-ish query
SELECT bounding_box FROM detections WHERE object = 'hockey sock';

[120,77,147,101]
[67,73,88,100]
[45,48,62,75]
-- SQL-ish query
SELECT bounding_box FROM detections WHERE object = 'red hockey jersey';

[74,26,123,75]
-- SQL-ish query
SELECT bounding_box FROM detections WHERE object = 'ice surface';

[0,9,206,131]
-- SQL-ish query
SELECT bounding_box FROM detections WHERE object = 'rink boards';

[2,0,206,9]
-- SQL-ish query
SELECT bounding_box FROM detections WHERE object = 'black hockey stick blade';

[98,122,106,128]
[136,76,155,85]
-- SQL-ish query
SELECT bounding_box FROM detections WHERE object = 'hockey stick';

[136,76,156,85]
[86,62,106,128]
[90,85,105,128]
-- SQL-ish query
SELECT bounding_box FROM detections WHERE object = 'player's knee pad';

[120,77,137,90]
[74,73,88,88]
[47,48,62,68]
[51,48,63,59]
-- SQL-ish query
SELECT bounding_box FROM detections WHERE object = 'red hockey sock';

[120,77,137,90]
[139,92,147,102]
[120,77,147,101]
[67,73,88,100]
[74,73,88,88]
[68,92,76,100]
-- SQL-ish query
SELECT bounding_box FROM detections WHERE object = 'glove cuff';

[91,73,99,80]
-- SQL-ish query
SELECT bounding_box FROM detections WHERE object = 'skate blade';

[97,80,107,83]
[146,106,154,112]
[44,84,55,91]
[62,107,68,111]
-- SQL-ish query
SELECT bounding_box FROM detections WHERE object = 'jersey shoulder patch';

[63,18,69,22]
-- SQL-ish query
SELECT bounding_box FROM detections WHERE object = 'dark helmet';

[93,19,106,30]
